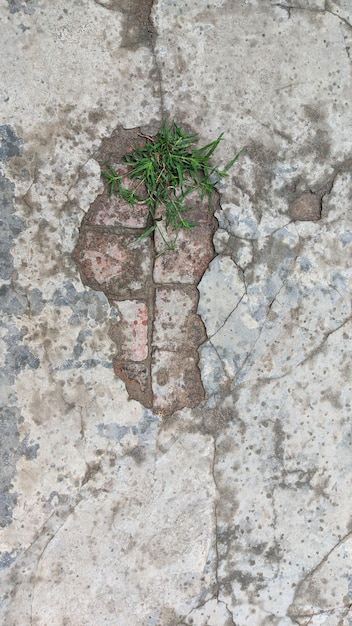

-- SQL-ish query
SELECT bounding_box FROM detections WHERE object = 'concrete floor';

[1,0,352,624]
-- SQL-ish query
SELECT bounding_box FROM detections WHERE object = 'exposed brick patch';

[72,230,153,299]
[154,190,215,284]
[73,127,218,417]
[113,361,152,409]
[83,166,149,229]
[152,349,205,415]
[109,300,149,362]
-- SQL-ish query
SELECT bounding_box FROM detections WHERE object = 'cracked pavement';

[1,0,352,624]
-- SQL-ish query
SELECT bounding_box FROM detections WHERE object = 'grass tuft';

[102,120,243,253]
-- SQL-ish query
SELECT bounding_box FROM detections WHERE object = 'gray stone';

[0,125,23,162]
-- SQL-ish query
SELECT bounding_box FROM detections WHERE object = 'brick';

[73,230,153,298]
[113,360,152,409]
[72,138,219,416]
[109,300,149,362]
[153,189,216,284]
[152,349,205,416]
[153,287,206,352]
[84,166,149,229]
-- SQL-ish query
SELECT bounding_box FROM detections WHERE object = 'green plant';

[102,120,242,254]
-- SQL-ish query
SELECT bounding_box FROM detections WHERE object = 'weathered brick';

[113,360,152,409]
[153,287,206,353]
[84,166,149,229]
[73,230,153,298]
[152,349,205,416]
[73,131,219,416]
[109,300,149,362]
[153,189,216,284]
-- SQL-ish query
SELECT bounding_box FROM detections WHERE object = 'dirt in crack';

[73,126,218,417]
[93,0,155,50]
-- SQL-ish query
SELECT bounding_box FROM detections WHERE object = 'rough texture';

[73,134,217,415]
[1,0,352,624]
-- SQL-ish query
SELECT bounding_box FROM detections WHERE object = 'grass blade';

[132,224,156,243]
[223,147,245,173]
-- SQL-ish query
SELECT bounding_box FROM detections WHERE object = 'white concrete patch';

[198,256,245,337]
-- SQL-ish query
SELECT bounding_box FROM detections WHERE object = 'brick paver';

[73,230,153,299]
[73,129,217,416]
[83,166,150,229]
[153,190,216,284]
[109,300,149,362]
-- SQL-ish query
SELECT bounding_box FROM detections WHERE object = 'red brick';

[153,287,206,352]
[153,189,216,284]
[73,230,153,298]
[73,136,220,416]
[109,300,149,362]
[151,349,205,416]
[289,192,321,221]
[113,360,152,409]
[84,166,150,229]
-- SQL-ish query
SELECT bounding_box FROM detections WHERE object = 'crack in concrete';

[273,0,352,36]
[175,599,209,626]
[174,433,227,625]
[326,6,352,31]
[149,1,166,120]
[130,1,341,418]
[69,2,238,419]
[337,22,352,63]
[209,167,352,387]
[251,115,293,142]
[29,509,74,625]
[291,529,352,601]
[272,2,327,18]
[208,291,247,342]
[259,314,352,383]
[176,598,237,626]
[2,2,352,624]
[228,247,301,387]
[271,0,352,38]
[5,456,115,626]
[208,338,230,383]
[5,470,117,625]
[289,605,352,625]
[224,604,237,626]
[221,237,252,282]
[0,497,83,626]
[211,435,221,602]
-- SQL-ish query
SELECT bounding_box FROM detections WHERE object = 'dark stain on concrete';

[94,0,156,50]
[273,418,285,464]
[0,127,42,543]
[3,325,40,379]
[0,551,16,570]
[0,405,39,533]
[290,191,322,221]
[5,0,38,14]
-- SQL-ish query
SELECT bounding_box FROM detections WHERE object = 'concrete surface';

[1,0,352,624]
